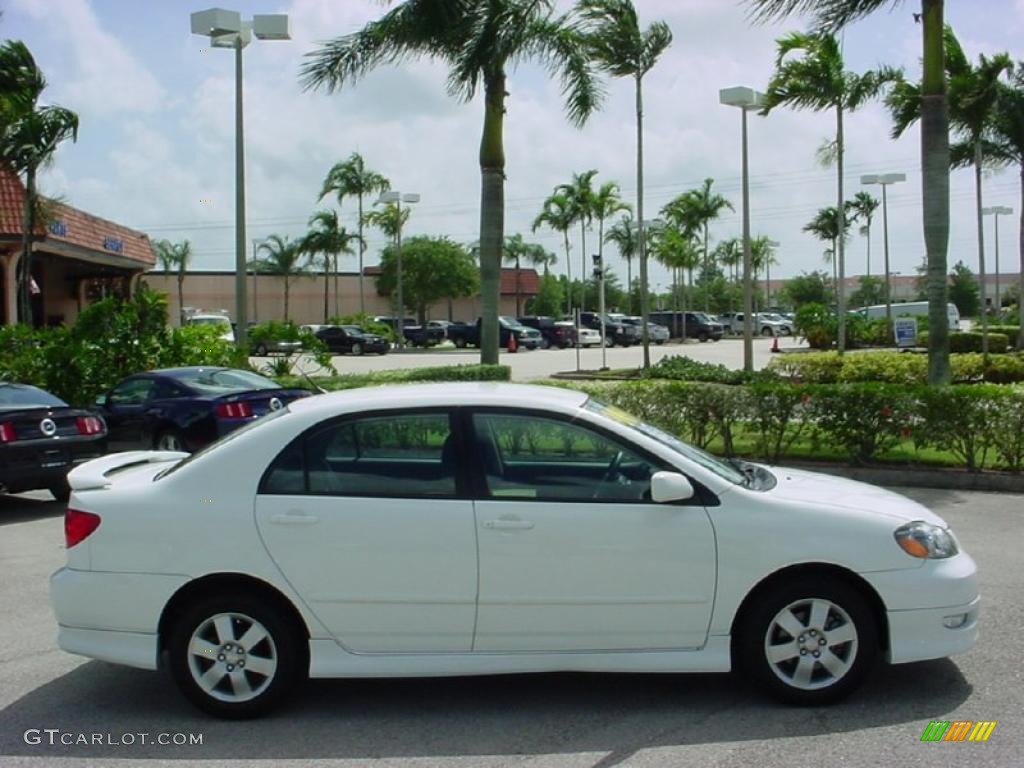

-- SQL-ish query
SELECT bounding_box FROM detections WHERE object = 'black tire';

[48,480,71,503]
[762,327,774,337]
[154,428,188,453]
[454,337,467,349]
[655,339,665,345]
[351,342,364,356]
[698,332,709,343]
[736,577,878,706]
[540,337,551,350]
[168,592,303,719]
[254,343,268,356]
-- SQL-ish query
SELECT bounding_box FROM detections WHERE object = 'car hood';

[764,466,947,527]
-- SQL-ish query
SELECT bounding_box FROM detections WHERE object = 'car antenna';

[299,368,328,395]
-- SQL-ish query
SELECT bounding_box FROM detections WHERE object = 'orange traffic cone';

[770,334,780,353]
[507,332,518,353]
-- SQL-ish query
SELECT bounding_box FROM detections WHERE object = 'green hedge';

[918,330,1010,353]
[642,355,756,384]
[276,364,510,392]
[553,379,1024,472]
[768,350,1024,384]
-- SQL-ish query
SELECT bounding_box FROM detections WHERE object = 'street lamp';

[720,86,766,373]
[861,173,905,332]
[190,8,290,348]
[982,206,1013,312]
[377,190,420,349]
[764,239,780,310]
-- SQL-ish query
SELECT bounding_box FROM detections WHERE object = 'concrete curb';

[779,460,1024,494]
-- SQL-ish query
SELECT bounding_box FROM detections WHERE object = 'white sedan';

[51,384,978,718]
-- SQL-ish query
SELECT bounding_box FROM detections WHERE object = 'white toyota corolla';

[50,383,979,718]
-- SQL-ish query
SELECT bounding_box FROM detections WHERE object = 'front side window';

[263,411,458,497]
[471,412,659,502]
[108,378,155,405]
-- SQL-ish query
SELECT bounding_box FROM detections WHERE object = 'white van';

[186,313,236,342]
[854,301,960,331]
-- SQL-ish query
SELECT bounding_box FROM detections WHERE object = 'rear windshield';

[0,384,66,409]
[189,317,230,327]
[172,369,279,394]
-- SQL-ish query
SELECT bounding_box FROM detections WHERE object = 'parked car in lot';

[52,383,979,717]
[0,382,107,501]
[313,325,389,356]
[517,316,576,348]
[95,367,310,453]
[579,311,640,346]
[619,315,669,344]
[247,328,303,357]
[185,313,235,343]
[648,311,724,342]
[372,316,445,347]
[554,320,600,347]
[448,317,542,349]
[853,301,961,331]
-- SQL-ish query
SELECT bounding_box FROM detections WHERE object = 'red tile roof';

[363,265,540,295]
[0,167,154,266]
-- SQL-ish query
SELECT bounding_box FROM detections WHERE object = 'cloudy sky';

[5,0,1024,293]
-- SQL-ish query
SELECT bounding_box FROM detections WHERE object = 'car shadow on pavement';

[0,494,63,526]
[0,658,970,761]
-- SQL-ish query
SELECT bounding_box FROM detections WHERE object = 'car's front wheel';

[168,594,302,718]
[155,429,187,453]
[736,578,878,706]
[351,342,363,356]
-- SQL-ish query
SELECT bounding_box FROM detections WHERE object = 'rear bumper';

[0,441,106,493]
[57,626,159,670]
[51,567,188,636]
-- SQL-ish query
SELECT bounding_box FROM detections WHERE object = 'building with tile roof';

[0,167,156,326]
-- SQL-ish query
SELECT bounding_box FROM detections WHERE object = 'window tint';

[472,413,659,502]
[152,379,188,400]
[0,384,66,408]
[108,378,155,405]
[263,411,457,497]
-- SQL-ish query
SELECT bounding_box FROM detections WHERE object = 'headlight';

[894,521,959,559]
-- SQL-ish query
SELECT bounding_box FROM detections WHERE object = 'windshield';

[585,398,747,486]
[173,369,279,395]
[341,325,366,334]
[189,316,230,327]
[499,316,525,328]
[0,383,67,409]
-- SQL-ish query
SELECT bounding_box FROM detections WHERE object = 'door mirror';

[651,471,695,503]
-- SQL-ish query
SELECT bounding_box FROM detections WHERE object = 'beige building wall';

[143,272,526,326]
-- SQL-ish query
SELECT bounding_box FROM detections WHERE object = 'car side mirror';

[651,471,695,503]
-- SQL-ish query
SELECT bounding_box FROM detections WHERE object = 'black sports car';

[0,382,108,501]
[96,367,311,453]
[315,325,390,355]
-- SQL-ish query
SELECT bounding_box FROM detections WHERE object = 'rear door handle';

[270,512,319,526]
[484,519,535,530]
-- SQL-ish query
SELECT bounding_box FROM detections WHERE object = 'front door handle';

[483,519,535,530]
[270,512,319,526]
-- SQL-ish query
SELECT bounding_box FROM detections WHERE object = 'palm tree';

[850,191,879,279]
[533,190,576,316]
[255,235,308,321]
[762,30,898,354]
[503,234,556,316]
[556,169,598,312]
[363,201,412,317]
[154,239,192,325]
[985,67,1024,348]
[680,178,733,312]
[750,236,779,311]
[300,210,361,323]
[302,1,601,364]
[577,0,673,368]
[714,237,743,284]
[590,181,631,294]
[652,223,699,331]
[804,205,853,288]
[0,41,79,324]
[319,153,390,315]
[747,0,952,384]
[604,214,639,312]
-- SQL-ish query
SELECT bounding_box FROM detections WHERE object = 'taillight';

[65,508,101,548]
[0,421,15,443]
[76,416,104,435]
[215,401,253,419]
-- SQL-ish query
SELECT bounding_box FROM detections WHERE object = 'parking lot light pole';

[377,190,420,349]
[860,173,905,331]
[720,86,766,373]
[982,206,1013,312]
[190,9,290,348]
[593,253,608,370]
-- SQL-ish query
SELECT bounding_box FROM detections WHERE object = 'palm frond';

[520,14,604,127]
[745,0,902,31]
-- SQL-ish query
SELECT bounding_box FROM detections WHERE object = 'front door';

[469,410,717,652]
[255,409,477,653]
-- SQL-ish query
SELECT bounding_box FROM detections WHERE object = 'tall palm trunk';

[284,278,291,322]
[323,256,330,323]
[563,230,572,317]
[357,195,366,316]
[974,142,989,360]
[836,104,847,353]
[478,70,506,364]
[578,222,587,312]
[177,272,185,326]
[865,221,871,278]
[1019,163,1024,350]
[626,256,633,315]
[514,256,522,317]
[703,222,710,313]
[636,75,651,367]
[922,0,951,384]
[17,166,37,325]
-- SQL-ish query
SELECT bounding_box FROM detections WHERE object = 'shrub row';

[918,330,1010,354]
[556,379,1024,472]
[276,364,511,392]
[767,350,1024,385]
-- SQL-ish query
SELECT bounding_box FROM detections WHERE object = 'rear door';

[103,377,156,450]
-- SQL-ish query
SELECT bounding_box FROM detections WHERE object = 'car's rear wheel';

[698,332,709,343]
[540,337,551,350]
[351,342,364,356]
[737,578,878,706]
[155,429,187,453]
[762,327,774,337]
[254,343,268,356]
[168,594,302,718]
[454,337,467,349]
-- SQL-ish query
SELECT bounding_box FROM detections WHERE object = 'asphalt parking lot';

[1,485,1021,768]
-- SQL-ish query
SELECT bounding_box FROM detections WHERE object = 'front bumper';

[886,596,980,663]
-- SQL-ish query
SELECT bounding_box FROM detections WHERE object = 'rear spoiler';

[68,450,188,491]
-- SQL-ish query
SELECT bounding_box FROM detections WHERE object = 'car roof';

[287,382,588,418]
[149,366,233,377]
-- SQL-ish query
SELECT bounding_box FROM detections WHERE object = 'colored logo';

[921,721,996,742]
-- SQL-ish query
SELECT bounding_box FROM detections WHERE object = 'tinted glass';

[170,369,278,394]
[108,378,155,405]
[472,412,658,502]
[0,384,66,408]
